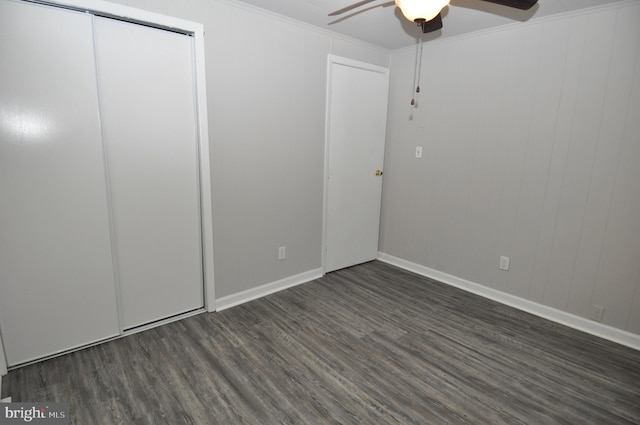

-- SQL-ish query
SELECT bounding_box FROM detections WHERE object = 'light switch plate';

[499,256,510,271]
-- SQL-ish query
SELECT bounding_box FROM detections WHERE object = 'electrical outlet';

[499,256,510,271]
[278,246,286,260]
[591,305,604,322]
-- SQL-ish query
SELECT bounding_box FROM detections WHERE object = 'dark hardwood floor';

[2,261,640,424]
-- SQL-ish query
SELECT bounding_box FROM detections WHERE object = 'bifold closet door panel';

[93,18,204,329]
[0,1,120,366]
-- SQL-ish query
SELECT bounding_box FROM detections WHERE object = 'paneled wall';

[381,2,640,334]
[107,0,389,299]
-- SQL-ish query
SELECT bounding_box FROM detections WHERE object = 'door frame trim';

[321,54,389,274]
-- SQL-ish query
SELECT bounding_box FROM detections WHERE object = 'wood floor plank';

[2,260,639,424]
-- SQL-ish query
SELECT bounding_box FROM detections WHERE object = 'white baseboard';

[378,252,640,351]
[216,268,323,311]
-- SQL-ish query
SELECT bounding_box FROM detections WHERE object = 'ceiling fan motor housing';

[416,13,443,33]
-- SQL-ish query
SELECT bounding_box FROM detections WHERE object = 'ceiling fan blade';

[328,0,379,16]
[479,0,538,10]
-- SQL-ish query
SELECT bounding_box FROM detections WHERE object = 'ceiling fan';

[330,0,539,107]
[329,0,539,34]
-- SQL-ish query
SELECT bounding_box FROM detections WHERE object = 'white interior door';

[0,0,120,366]
[324,56,389,273]
[94,17,204,329]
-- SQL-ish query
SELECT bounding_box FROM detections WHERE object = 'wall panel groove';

[381,1,640,335]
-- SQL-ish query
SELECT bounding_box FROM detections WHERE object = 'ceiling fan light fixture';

[395,0,450,23]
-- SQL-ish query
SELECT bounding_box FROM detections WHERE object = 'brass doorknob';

[375,170,383,176]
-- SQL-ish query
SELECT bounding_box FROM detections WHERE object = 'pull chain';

[411,39,419,106]
[416,36,424,95]
[411,37,424,107]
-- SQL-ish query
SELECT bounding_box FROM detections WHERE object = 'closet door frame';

[44,0,216,310]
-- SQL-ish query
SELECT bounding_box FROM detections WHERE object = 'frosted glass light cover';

[395,0,450,22]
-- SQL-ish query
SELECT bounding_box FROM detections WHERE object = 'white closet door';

[0,1,119,366]
[93,18,204,329]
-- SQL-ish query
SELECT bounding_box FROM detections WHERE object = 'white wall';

[381,1,640,336]
[105,0,388,299]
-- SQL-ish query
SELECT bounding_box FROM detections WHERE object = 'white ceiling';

[233,0,626,50]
